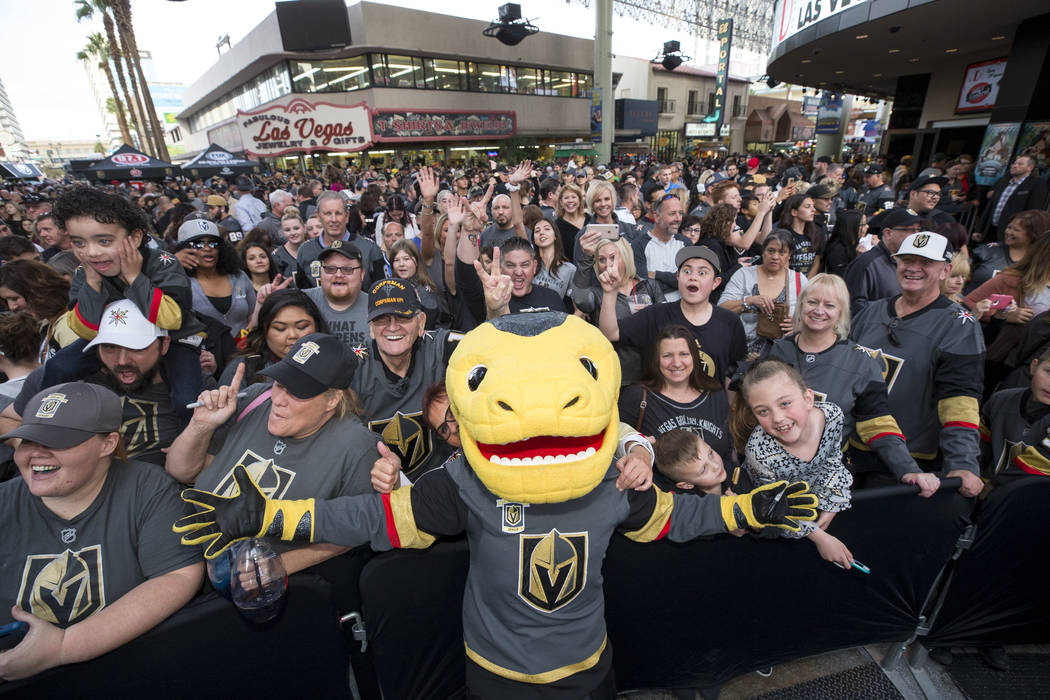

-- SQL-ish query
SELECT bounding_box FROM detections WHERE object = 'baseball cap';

[367,278,422,321]
[747,156,760,170]
[863,164,884,175]
[178,218,221,244]
[259,333,358,400]
[206,195,227,207]
[84,299,167,351]
[316,240,363,263]
[452,169,467,180]
[931,152,948,162]
[816,155,832,164]
[675,245,721,274]
[878,208,921,230]
[893,232,953,262]
[0,382,123,448]
[468,186,485,199]
[909,175,948,192]
[807,183,834,200]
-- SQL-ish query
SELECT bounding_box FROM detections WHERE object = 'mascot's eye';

[467,365,487,391]
[580,356,598,380]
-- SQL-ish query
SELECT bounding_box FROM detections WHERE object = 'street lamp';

[651,41,690,71]
[483,3,539,46]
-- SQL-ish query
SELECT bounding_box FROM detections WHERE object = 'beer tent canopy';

[0,162,44,179]
[181,143,262,179]
[87,144,179,181]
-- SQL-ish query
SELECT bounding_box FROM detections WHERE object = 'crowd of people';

[0,146,1047,685]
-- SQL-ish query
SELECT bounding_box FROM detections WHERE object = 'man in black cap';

[304,243,369,348]
[906,175,954,225]
[856,164,894,213]
[165,333,379,576]
[350,278,462,480]
[844,208,922,316]
[810,155,831,183]
[0,382,202,680]
[807,182,836,234]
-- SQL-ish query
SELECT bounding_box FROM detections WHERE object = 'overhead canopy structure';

[0,162,44,179]
[181,143,262,179]
[87,144,179,181]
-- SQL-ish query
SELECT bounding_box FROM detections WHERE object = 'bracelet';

[505,183,521,192]
[420,203,436,213]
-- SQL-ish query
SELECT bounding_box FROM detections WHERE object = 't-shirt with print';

[617,302,747,384]
[618,384,733,464]
[0,460,200,627]
[305,287,370,350]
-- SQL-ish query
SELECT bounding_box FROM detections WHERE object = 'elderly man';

[850,232,985,497]
[979,155,1049,242]
[297,191,385,289]
[253,189,292,245]
[0,382,202,681]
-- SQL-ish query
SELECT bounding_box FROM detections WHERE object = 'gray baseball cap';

[675,245,722,274]
[178,218,222,244]
[1,382,123,448]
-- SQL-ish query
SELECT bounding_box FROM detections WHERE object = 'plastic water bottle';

[229,539,287,623]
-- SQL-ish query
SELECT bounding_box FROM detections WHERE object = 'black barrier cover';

[359,538,470,700]
[926,477,1050,647]
[604,487,970,690]
[0,574,348,699]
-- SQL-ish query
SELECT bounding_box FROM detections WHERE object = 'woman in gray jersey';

[767,274,939,496]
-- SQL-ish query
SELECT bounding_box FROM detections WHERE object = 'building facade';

[0,77,28,161]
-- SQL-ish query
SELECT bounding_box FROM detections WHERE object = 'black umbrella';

[182,143,262,179]
[0,162,44,179]
[86,144,180,181]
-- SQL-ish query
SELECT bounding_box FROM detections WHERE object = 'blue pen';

[0,621,28,637]
[851,560,871,574]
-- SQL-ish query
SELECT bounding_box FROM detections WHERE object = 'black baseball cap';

[816,155,832,164]
[259,333,358,399]
[317,240,363,263]
[675,245,722,274]
[807,183,835,200]
[367,278,422,321]
[909,175,948,192]
[0,382,122,448]
[863,164,884,175]
[870,207,921,232]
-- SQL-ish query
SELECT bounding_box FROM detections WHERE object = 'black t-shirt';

[454,258,566,331]
[618,384,733,465]
[617,302,747,383]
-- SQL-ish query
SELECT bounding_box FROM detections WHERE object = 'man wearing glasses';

[845,208,922,316]
[905,175,954,226]
[850,231,985,498]
[304,243,369,349]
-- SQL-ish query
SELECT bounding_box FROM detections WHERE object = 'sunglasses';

[188,239,221,250]
[321,264,361,275]
[882,319,901,347]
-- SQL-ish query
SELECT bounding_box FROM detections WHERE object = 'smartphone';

[0,620,28,650]
[988,294,1013,310]
[583,224,619,241]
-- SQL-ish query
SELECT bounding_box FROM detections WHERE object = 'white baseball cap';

[84,299,167,351]
[893,231,953,263]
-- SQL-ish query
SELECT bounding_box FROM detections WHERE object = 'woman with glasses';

[176,223,256,339]
[679,214,703,245]
[719,230,806,357]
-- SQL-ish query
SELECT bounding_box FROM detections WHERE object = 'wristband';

[505,183,521,192]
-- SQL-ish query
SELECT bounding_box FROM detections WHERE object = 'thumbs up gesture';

[371,441,403,494]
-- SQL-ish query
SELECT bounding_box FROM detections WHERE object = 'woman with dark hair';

[219,288,328,386]
[176,229,256,338]
[967,210,1050,293]
[161,203,198,247]
[374,193,420,243]
[532,216,575,300]
[0,259,75,360]
[241,241,278,293]
[0,311,46,405]
[777,193,821,277]
[617,324,733,465]
[389,238,445,329]
[697,202,739,276]
[823,209,866,277]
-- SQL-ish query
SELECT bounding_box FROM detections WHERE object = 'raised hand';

[417,165,440,202]
[188,361,244,430]
[509,160,533,185]
[255,273,293,309]
[597,266,622,295]
[371,441,402,494]
[475,245,512,316]
[446,196,469,230]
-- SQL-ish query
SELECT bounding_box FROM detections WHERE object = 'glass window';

[293,55,370,93]
[425,58,464,90]
[501,65,519,93]
[576,72,592,98]
[371,55,390,87]
[469,62,504,92]
[548,70,574,97]
[385,54,423,89]
[515,66,540,95]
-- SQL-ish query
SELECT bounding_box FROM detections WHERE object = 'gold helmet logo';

[17,546,104,625]
[35,393,68,419]
[518,529,587,612]
[291,341,321,365]
[913,233,930,247]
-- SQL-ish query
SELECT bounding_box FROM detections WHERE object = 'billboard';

[774,0,870,48]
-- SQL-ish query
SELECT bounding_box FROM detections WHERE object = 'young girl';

[272,207,306,280]
[941,252,970,303]
[737,359,855,568]
[388,238,444,329]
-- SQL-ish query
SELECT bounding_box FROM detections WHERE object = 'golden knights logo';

[912,233,930,248]
[518,529,587,613]
[214,449,296,499]
[497,499,528,534]
[122,397,160,457]
[17,545,105,625]
[370,411,432,476]
[35,393,68,419]
[854,345,904,393]
[291,341,321,365]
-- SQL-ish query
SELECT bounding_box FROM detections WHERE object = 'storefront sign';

[616,99,658,136]
[774,0,870,48]
[371,110,515,142]
[685,123,730,138]
[956,58,1007,114]
[703,18,733,141]
[236,98,373,157]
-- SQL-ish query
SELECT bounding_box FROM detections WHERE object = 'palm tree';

[111,0,169,161]
[77,33,132,146]
[74,0,152,155]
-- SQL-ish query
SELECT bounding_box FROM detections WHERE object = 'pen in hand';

[186,390,249,410]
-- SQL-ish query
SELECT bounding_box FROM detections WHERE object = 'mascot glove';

[720,480,818,532]
[173,464,316,559]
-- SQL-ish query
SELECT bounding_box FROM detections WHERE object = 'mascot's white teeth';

[489,447,596,466]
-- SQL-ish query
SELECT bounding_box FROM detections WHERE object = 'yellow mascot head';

[446,312,621,504]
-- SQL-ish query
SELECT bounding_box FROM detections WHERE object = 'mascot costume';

[175,312,818,699]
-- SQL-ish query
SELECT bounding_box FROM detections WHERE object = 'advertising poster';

[591,88,602,143]
[1015,122,1050,180]
[956,58,1007,114]
[815,92,844,134]
[975,122,1021,187]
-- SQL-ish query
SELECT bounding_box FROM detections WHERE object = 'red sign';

[112,153,149,165]
[371,110,516,142]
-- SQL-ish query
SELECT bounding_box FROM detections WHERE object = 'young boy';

[46,187,206,421]
[980,347,1050,485]
[654,429,728,495]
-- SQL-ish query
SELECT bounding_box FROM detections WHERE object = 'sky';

[0,0,768,143]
